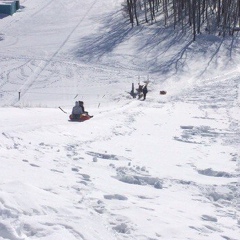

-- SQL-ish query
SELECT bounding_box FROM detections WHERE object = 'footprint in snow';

[50,169,63,173]
[92,200,106,214]
[201,215,218,222]
[197,168,236,178]
[104,194,128,201]
[30,163,40,168]
[112,223,131,234]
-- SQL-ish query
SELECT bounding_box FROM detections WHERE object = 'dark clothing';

[71,101,83,120]
[79,103,88,115]
[142,85,148,100]
[137,84,143,99]
[71,101,93,119]
[138,85,143,92]
[72,102,83,115]
[81,105,85,112]
[72,114,81,119]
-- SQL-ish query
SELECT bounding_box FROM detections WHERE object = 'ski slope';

[0,1,239,240]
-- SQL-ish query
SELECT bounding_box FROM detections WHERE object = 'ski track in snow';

[0,0,240,240]
[0,0,107,106]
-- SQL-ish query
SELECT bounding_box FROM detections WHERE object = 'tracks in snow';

[0,0,99,106]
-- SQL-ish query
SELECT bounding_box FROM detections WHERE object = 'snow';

[0,0,239,240]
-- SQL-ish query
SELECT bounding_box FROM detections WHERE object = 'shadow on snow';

[74,11,240,77]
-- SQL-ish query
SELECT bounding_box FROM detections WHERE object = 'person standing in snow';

[137,83,143,99]
[71,101,83,119]
[142,83,148,100]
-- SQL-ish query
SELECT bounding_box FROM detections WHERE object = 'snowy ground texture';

[0,0,239,240]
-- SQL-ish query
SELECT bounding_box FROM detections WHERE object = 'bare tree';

[122,0,240,40]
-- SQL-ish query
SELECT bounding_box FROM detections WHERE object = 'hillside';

[0,1,239,240]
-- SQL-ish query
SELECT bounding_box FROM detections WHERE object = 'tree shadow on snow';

[74,10,133,63]
[135,25,194,75]
[191,33,240,77]
[74,11,240,77]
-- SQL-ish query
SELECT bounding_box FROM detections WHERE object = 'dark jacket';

[142,85,148,93]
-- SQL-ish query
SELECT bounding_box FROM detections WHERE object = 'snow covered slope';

[0,1,239,240]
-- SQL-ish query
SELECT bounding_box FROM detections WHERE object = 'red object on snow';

[69,114,92,122]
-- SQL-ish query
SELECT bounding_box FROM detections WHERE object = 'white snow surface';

[0,0,239,240]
